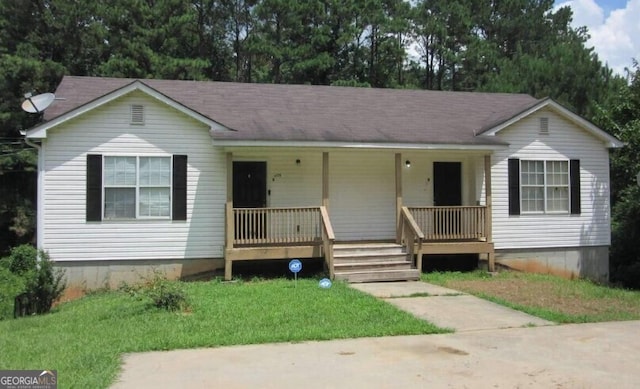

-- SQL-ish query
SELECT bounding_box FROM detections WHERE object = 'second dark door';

[433,162,462,206]
[233,162,267,240]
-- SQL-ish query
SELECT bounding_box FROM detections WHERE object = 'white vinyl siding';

[231,149,398,241]
[41,91,226,261]
[231,149,483,241]
[328,151,396,240]
[230,149,323,208]
[491,108,612,249]
[403,152,483,207]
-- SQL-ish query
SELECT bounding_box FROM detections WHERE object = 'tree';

[223,0,258,82]
[593,62,640,288]
[476,4,621,117]
[0,1,66,253]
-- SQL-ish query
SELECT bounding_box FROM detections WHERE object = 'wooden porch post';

[322,152,329,209]
[395,153,403,244]
[484,154,495,272]
[225,152,234,280]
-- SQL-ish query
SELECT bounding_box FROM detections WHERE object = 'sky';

[554,0,640,76]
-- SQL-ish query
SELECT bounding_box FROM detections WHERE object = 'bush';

[24,251,66,314]
[6,244,37,275]
[120,270,189,311]
[0,267,26,320]
[1,244,66,318]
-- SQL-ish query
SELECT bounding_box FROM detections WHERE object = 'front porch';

[223,151,495,281]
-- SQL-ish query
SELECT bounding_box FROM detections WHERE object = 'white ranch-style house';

[24,76,622,288]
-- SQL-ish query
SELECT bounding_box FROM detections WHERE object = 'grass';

[422,270,640,323]
[0,278,446,388]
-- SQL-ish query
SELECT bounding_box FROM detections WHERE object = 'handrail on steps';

[319,206,335,278]
[400,206,425,272]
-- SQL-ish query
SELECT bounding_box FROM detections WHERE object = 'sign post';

[289,259,302,287]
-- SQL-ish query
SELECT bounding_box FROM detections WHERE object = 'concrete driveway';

[111,282,638,388]
[112,320,640,388]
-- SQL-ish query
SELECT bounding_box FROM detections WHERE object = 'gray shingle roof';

[45,76,541,146]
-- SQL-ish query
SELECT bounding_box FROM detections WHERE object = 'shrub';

[2,244,66,318]
[120,270,189,311]
[6,244,37,275]
[0,267,26,320]
[24,251,66,314]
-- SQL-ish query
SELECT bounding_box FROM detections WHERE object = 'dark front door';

[233,162,267,208]
[433,162,462,239]
[433,162,461,206]
[233,162,267,240]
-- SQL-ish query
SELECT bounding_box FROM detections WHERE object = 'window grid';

[520,160,569,214]
[103,156,172,219]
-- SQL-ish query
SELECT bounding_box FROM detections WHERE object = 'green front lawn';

[0,278,446,388]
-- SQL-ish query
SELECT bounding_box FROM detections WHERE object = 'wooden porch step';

[334,243,405,256]
[334,259,414,271]
[331,242,419,283]
[335,268,420,283]
[333,252,408,263]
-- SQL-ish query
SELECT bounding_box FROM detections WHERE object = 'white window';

[521,160,569,213]
[103,156,171,219]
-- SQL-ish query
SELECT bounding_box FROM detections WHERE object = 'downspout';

[23,135,44,252]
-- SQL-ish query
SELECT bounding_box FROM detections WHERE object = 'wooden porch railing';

[407,206,487,241]
[319,206,335,278]
[399,206,425,271]
[232,206,324,245]
[227,205,336,276]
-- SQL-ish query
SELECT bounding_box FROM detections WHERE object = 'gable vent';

[130,104,145,125]
[539,117,549,135]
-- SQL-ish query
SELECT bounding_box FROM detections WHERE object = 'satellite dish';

[21,92,55,113]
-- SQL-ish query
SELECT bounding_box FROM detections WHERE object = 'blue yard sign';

[289,259,302,273]
[319,278,332,289]
[289,259,302,287]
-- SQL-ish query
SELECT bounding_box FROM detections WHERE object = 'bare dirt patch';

[441,273,640,320]
[55,286,87,305]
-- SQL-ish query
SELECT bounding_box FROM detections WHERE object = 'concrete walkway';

[350,281,553,331]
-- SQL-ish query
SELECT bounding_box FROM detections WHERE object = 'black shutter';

[570,159,581,214]
[86,154,102,221]
[173,155,187,221]
[508,158,520,215]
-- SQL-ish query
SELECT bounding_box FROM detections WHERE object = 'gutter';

[23,136,45,252]
[211,140,509,151]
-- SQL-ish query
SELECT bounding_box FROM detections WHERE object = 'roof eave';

[211,139,509,151]
[26,80,229,139]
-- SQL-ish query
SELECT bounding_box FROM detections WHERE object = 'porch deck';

[224,205,494,281]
